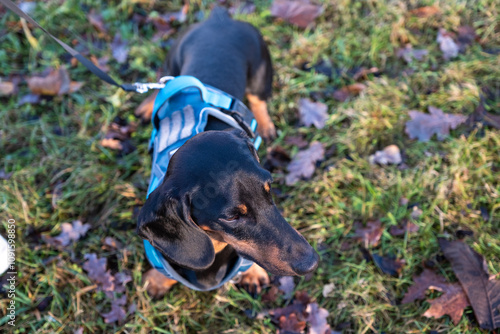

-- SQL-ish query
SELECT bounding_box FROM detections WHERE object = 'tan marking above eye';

[238,204,248,215]
[264,182,270,193]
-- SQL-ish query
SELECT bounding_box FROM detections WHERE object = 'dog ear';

[137,185,215,270]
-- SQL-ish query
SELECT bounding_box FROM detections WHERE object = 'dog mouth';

[235,244,320,276]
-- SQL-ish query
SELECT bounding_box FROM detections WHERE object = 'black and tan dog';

[136,7,318,297]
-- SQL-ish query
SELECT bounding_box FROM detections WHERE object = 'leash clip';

[133,76,175,94]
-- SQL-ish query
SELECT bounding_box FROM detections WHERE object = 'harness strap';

[150,76,257,148]
[1,0,142,92]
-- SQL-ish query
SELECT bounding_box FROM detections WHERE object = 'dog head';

[138,129,318,275]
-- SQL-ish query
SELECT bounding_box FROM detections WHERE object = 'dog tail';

[208,6,231,23]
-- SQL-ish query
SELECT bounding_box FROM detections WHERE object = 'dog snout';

[291,247,319,275]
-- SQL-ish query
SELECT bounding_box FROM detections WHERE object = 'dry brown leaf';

[306,302,331,334]
[43,220,91,247]
[270,0,323,28]
[372,254,405,277]
[396,44,428,64]
[111,33,129,64]
[298,98,328,129]
[83,253,115,291]
[101,295,127,324]
[352,67,379,81]
[423,282,470,325]
[456,26,477,51]
[285,135,309,148]
[369,145,402,165]
[285,141,324,185]
[27,67,83,96]
[0,81,16,96]
[90,55,110,72]
[408,6,440,18]
[100,138,123,150]
[405,106,467,142]
[332,83,366,102]
[389,221,419,236]
[279,276,295,299]
[87,10,108,36]
[278,313,306,333]
[353,220,383,247]
[402,268,449,304]
[439,239,500,330]
[437,29,459,60]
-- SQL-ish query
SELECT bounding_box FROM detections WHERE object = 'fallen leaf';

[402,268,449,304]
[456,26,476,51]
[100,138,123,150]
[278,313,307,333]
[353,220,383,247]
[410,206,423,219]
[299,98,328,129]
[103,236,121,249]
[0,81,16,96]
[101,297,126,324]
[83,253,115,291]
[372,254,405,277]
[229,1,256,15]
[389,221,419,236]
[423,282,470,325]
[87,10,108,36]
[439,238,500,330]
[301,59,333,77]
[437,29,459,60]
[285,135,309,148]
[285,141,325,185]
[279,276,295,300]
[368,144,402,165]
[352,67,379,81]
[470,101,500,130]
[74,327,84,334]
[111,33,129,64]
[332,83,366,102]
[264,146,291,172]
[113,272,132,294]
[409,5,440,18]
[0,169,13,180]
[18,93,41,106]
[27,67,83,96]
[306,302,331,334]
[270,0,323,28]
[100,117,137,155]
[405,106,467,142]
[262,285,279,303]
[162,3,189,23]
[396,44,428,64]
[43,220,91,247]
[90,55,110,72]
[322,283,335,298]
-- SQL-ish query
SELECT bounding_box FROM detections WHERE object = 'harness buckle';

[133,76,175,94]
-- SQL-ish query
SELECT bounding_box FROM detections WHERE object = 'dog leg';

[238,263,270,297]
[142,268,177,298]
[246,94,276,142]
[135,91,158,123]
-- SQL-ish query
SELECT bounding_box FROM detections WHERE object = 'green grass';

[1,0,499,333]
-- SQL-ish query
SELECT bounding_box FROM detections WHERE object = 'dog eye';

[222,214,239,222]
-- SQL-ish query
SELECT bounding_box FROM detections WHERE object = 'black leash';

[1,0,143,92]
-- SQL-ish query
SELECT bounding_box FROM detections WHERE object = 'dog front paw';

[142,268,177,298]
[258,121,277,143]
[238,264,270,298]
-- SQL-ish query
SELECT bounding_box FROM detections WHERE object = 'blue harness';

[144,76,261,291]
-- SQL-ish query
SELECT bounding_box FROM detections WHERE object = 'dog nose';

[291,250,319,275]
